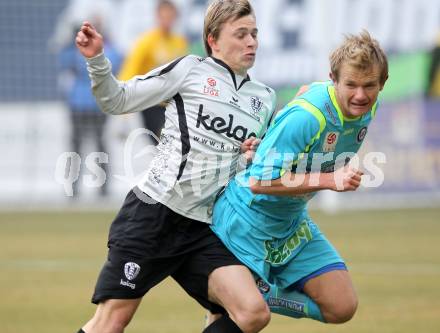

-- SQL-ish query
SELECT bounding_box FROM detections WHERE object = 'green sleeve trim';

[371,101,378,118]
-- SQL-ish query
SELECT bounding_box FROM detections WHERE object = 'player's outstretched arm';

[249,165,363,196]
[75,21,104,58]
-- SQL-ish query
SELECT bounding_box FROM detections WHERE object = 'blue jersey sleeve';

[249,108,321,180]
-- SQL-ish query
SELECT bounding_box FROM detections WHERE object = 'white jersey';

[87,53,276,223]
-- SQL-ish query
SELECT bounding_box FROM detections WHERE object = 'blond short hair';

[330,30,388,85]
[203,0,254,56]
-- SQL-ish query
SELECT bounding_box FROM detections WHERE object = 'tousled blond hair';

[203,0,254,56]
[330,30,388,85]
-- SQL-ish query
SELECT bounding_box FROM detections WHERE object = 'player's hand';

[75,21,104,58]
[331,165,364,192]
[240,137,261,163]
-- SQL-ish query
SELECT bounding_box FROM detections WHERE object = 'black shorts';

[91,188,243,313]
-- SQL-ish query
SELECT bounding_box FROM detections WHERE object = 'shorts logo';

[322,132,339,152]
[124,262,141,281]
[256,278,270,294]
[267,297,305,313]
[120,279,136,290]
[357,127,368,142]
[264,220,312,264]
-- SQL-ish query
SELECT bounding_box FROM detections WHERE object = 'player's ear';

[207,34,219,54]
[379,74,389,91]
[329,71,336,83]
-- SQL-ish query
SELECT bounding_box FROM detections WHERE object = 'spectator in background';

[427,32,440,99]
[118,0,188,144]
[58,18,121,198]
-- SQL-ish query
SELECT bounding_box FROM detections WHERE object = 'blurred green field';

[1,208,439,333]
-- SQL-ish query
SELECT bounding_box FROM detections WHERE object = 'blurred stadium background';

[0,0,439,332]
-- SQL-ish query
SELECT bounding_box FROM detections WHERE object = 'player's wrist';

[86,50,104,60]
[321,173,336,191]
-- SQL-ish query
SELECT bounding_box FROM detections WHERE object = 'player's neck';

[211,55,247,77]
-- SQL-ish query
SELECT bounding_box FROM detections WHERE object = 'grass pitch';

[1,208,439,333]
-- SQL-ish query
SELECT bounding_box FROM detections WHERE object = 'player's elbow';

[249,183,261,194]
[249,178,265,194]
[249,177,277,194]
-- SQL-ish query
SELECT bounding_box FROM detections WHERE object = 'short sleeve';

[249,108,321,180]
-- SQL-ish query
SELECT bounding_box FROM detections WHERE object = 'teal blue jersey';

[224,81,378,238]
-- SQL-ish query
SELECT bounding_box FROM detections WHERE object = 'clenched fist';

[331,165,364,192]
[75,21,104,58]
